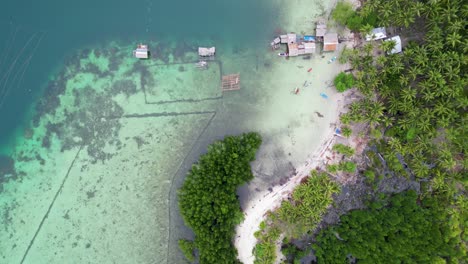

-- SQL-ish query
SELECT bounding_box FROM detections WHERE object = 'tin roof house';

[280,33,297,44]
[288,42,316,56]
[133,44,149,59]
[366,27,387,41]
[316,24,327,37]
[198,47,216,57]
[304,42,316,54]
[323,33,339,51]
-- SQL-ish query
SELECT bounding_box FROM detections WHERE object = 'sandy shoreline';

[235,92,345,264]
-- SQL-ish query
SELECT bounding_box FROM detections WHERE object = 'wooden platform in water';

[221,73,240,91]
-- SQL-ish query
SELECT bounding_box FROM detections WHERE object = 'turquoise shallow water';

[0,0,279,152]
[0,0,343,262]
[0,1,288,262]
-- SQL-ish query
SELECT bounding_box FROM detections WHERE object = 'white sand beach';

[233,0,357,262]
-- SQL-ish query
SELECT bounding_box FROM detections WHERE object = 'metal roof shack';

[316,24,327,37]
[366,27,387,41]
[270,37,281,46]
[323,33,338,51]
[385,36,402,54]
[133,44,149,59]
[198,47,216,57]
[303,42,316,54]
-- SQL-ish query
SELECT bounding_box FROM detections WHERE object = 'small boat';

[278,52,288,57]
[327,56,337,64]
[307,68,313,72]
[320,92,328,99]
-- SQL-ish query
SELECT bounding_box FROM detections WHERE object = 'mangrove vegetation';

[178,132,262,263]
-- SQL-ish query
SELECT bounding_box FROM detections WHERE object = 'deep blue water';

[0,0,279,153]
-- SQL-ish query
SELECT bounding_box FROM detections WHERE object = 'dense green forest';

[320,0,467,262]
[178,132,262,263]
[314,191,465,263]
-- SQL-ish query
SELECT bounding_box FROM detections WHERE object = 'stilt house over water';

[198,47,216,57]
[133,44,149,59]
[316,23,327,39]
[280,33,297,44]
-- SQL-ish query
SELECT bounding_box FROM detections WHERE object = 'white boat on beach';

[278,52,288,57]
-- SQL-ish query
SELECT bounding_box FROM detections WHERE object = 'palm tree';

[447,20,464,34]
[401,87,416,102]
[412,1,426,17]
[437,148,456,172]
[411,157,430,178]
[381,40,396,53]
[376,55,387,67]
[387,137,403,154]
[381,116,395,128]
[408,66,422,81]
[360,24,374,36]
[446,32,462,48]
[424,2,443,18]
[416,116,432,133]
[341,126,352,138]
[340,113,352,125]
[433,100,451,117]
[397,118,413,131]
[389,57,405,73]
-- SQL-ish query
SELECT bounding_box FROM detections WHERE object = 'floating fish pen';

[221,74,240,91]
[133,44,150,59]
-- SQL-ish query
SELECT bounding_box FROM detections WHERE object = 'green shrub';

[340,161,357,173]
[341,126,353,137]
[363,170,375,182]
[334,72,355,92]
[327,164,339,173]
[346,14,363,31]
[178,239,195,262]
[254,241,276,264]
[362,11,379,27]
[332,1,355,25]
[178,132,262,263]
[370,129,383,139]
[332,143,355,157]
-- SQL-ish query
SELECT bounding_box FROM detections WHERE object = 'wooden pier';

[221,74,240,91]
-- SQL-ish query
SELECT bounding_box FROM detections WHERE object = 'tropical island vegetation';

[252,0,467,263]
[254,171,339,263]
[178,132,262,263]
